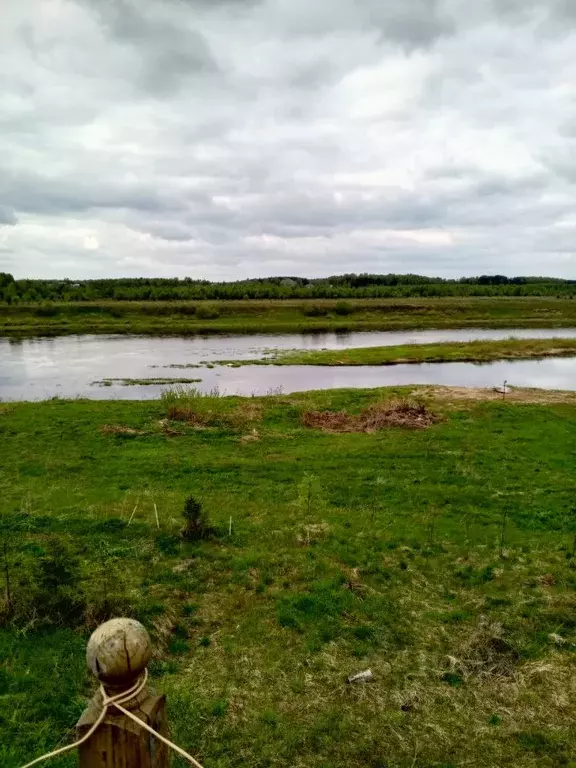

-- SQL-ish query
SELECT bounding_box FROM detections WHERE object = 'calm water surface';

[2,329,576,400]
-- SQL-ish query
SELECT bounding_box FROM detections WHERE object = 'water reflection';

[2,329,576,400]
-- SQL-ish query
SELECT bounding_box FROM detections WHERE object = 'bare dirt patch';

[418,386,576,405]
[301,398,439,432]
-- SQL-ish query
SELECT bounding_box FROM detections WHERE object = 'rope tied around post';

[20,618,204,768]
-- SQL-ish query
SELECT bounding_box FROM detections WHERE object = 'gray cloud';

[0,169,175,216]
[369,0,455,48]
[256,0,454,48]
[80,0,219,96]
[0,0,575,279]
[0,206,18,226]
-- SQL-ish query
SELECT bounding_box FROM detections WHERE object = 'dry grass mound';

[447,619,520,680]
[225,402,263,430]
[165,402,208,425]
[100,424,146,436]
[301,398,438,433]
[167,400,263,430]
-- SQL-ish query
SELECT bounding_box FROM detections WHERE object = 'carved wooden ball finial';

[86,618,152,687]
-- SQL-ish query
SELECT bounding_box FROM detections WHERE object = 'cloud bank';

[1,0,575,279]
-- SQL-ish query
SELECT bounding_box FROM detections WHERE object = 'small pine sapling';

[181,495,213,541]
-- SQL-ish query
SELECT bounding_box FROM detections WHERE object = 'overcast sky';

[1,0,575,280]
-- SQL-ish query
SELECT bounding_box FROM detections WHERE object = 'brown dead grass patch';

[447,619,520,680]
[165,402,208,424]
[301,398,439,432]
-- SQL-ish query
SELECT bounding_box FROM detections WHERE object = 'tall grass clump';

[161,385,219,422]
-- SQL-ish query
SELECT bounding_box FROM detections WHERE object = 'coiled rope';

[21,669,204,768]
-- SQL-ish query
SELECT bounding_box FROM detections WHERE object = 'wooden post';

[77,618,170,767]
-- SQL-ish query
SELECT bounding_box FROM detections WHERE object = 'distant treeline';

[1,272,575,303]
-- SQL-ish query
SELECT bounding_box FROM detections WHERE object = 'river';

[2,329,576,400]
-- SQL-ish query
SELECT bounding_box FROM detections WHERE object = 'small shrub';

[181,495,213,541]
[296,473,326,519]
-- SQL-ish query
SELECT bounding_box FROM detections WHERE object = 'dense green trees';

[1,272,575,303]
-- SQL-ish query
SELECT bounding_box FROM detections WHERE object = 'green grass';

[92,377,203,386]
[217,337,576,366]
[2,388,576,767]
[3,296,576,337]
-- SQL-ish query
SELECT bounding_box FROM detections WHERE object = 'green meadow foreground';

[217,337,576,367]
[2,387,576,767]
[4,296,576,337]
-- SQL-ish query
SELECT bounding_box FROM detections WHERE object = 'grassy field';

[3,296,576,337]
[2,387,576,767]
[217,337,576,367]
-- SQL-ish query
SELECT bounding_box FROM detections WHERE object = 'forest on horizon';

[1,271,575,302]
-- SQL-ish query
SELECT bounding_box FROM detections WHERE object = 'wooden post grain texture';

[77,618,170,768]
[77,687,170,767]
